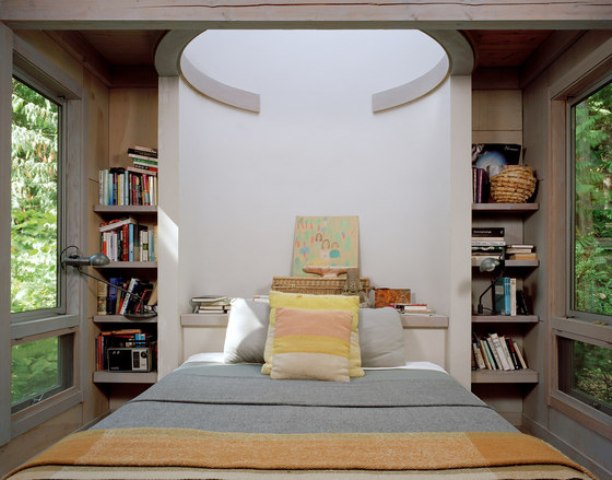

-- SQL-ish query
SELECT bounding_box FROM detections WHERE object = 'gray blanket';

[92,363,515,434]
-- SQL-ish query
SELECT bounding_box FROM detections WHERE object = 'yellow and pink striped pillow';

[262,291,364,380]
[269,307,353,381]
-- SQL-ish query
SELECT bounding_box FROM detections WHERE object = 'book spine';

[489,333,512,370]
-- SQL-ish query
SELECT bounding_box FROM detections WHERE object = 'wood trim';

[93,371,157,384]
[0,22,14,448]
[549,391,612,441]
[2,1,610,29]
[552,316,612,345]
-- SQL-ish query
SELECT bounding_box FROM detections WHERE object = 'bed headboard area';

[180,299,449,369]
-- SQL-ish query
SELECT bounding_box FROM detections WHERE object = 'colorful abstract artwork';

[291,216,359,277]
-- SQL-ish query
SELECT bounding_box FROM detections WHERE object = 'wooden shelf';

[96,261,157,269]
[94,315,157,324]
[472,315,538,324]
[471,368,538,384]
[472,203,539,212]
[472,258,539,268]
[94,205,157,214]
[93,371,157,384]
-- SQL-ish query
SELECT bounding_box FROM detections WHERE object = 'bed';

[4,295,596,480]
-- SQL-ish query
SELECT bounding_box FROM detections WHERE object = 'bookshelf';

[92,201,158,386]
[471,202,540,425]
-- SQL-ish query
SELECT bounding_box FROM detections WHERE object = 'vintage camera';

[107,347,152,372]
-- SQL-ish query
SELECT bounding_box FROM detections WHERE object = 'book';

[472,143,522,178]
[99,216,137,233]
[489,333,512,370]
[128,146,158,158]
[96,281,107,315]
[472,227,505,237]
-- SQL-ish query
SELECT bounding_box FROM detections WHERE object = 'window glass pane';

[558,337,612,416]
[11,77,60,314]
[572,81,612,318]
[11,334,73,413]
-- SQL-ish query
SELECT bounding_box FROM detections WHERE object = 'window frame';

[548,52,612,440]
[1,30,85,446]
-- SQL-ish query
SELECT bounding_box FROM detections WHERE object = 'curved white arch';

[180,54,260,113]
[156,29,473,114]
[372,54,449,112]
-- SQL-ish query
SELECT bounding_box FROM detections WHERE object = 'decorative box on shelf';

[271,276,370,296]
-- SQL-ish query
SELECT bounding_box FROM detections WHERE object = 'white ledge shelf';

[93,371,157,384]
[471,368,538,384]
[400,314,449,329]
[181,313,229,327]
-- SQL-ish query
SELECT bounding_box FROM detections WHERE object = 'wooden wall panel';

[109,88,158,167]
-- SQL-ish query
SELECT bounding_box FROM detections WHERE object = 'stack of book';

[472,333,528,371]
[191,295,231,314]
[506,244,537,261]
[472,227,505,266]
[96,277,157,316]
[99,217,157,262]
[128,145,158,172]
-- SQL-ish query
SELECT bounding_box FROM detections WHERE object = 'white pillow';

[223,298,270,364]
[359,307,406,367]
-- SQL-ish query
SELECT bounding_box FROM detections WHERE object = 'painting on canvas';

[291,216,359,277]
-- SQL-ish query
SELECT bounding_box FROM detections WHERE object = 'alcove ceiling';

[50,28,564,92]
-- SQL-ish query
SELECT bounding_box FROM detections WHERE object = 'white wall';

[177,30,453,310]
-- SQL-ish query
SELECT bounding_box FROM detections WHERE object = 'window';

[11,77,62,315]
[552,77,612,434]
[570,80,612,321]
[9,76,73,416]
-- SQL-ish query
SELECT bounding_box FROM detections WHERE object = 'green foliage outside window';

[11,337,60,409]
[573,81,612,317]
[571,81,611,411]
[11,78,59,313]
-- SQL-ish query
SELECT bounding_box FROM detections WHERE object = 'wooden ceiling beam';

[1,1,611,30]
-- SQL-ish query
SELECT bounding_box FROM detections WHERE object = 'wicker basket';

[490,165,536,203]
[271,276,370,295]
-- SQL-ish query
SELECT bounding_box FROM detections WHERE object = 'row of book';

[472,333,528,371]
[95,329,155,371]
[96,277,157,316]
[98,145,159,206]
[98,167,157,206]
[190,295,231,314]
[99,217,157,262]
[493,276,531,316]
